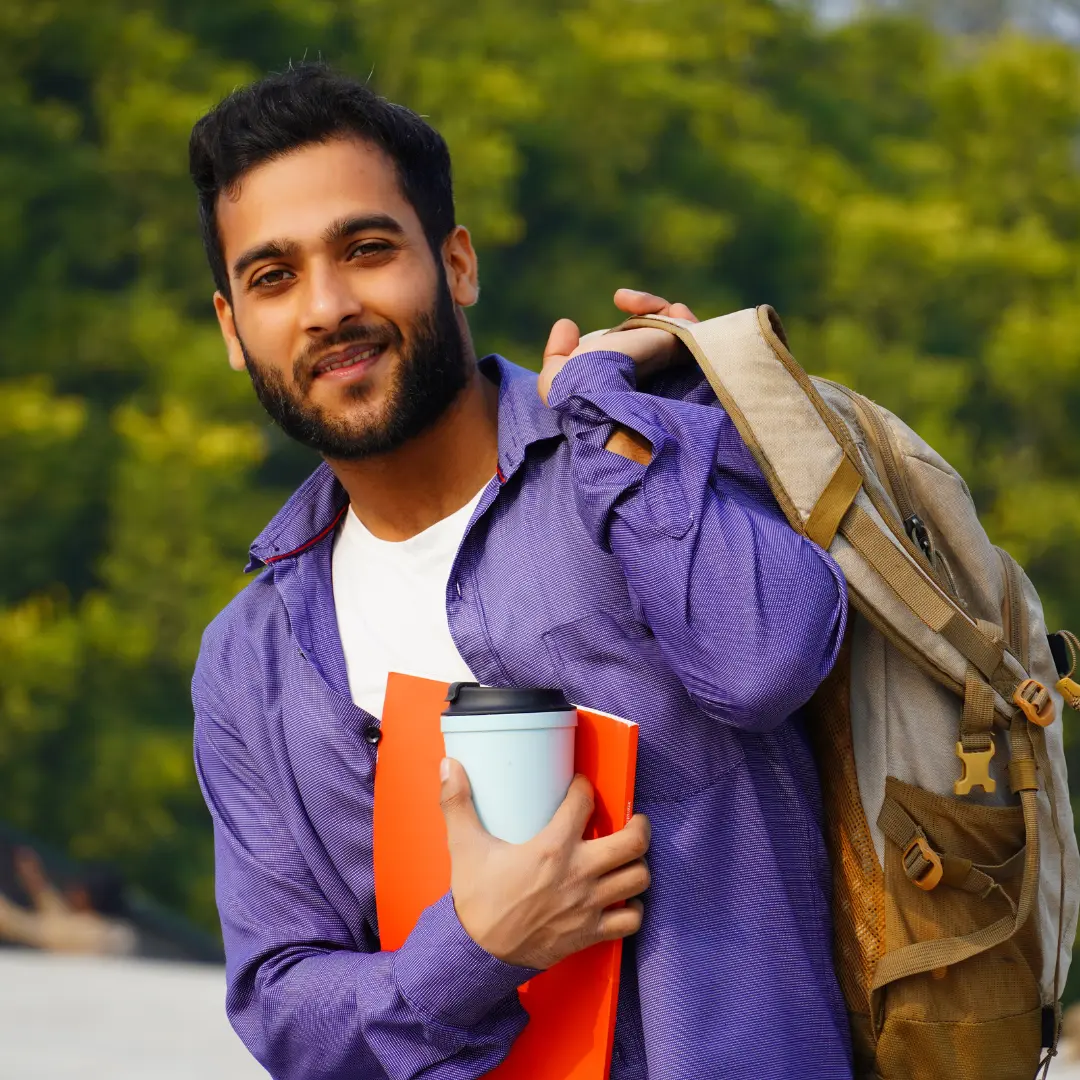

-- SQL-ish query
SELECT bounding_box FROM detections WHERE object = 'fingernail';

[440,758,450,783]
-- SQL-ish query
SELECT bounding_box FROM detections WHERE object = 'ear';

[442,226,479,308]
[213,292,248,372]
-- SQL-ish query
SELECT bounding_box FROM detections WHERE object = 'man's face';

[213,137,478,459]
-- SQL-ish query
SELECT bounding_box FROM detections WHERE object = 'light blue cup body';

[441,709,578,844]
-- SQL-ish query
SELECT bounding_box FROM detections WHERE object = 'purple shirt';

[193,350,853,1080]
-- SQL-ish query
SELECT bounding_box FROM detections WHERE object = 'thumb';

[439,758,487,849]
[543,318,580,364]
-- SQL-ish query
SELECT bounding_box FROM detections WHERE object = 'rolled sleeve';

[547,351,663,545]
[396,894,538,1030]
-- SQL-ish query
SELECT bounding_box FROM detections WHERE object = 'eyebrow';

[231,214,407,282]
[232,239,301,281]
[321,213,406,245]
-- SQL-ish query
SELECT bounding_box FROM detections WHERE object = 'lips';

[312,342,386,377]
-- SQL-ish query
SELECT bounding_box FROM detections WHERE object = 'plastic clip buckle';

[903,835,944,892]
[955,739,997,796]
[1013,679,1055,728]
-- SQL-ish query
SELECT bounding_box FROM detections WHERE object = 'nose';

[301,259,363,335]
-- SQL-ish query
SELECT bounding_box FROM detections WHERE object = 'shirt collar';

[246,354,561,570]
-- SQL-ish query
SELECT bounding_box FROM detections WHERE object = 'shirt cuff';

[547,349,666,457]
[394,892,538,1030]
[546,349,637,415]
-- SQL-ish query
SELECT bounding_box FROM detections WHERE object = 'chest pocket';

[542,609,745,804]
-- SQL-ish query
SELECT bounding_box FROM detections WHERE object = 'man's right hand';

[439,759,651,970]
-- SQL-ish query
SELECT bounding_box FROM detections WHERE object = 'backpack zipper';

[854,397,935,562]
[822,381,949,584]
[822,382,913,516]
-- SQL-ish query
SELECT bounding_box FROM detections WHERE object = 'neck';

[327,365,500,541]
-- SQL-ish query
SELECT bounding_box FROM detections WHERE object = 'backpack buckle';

[1013,680,1055,727]
[903,834,944,891]
[955,738,997,796]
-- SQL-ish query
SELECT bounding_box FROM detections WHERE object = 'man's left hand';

[538,289,699,407]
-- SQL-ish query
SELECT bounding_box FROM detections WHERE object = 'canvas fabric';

[616,307,1080,1080]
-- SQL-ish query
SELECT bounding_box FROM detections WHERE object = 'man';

[0,844,136,957]
[189,63,852,1080]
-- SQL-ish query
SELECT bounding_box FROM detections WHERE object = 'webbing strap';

[1010,758,1039,793]
[841,504,1007,681]
[843,503,950,622]
[955,656,1003,800]
[805,455,862,549]
[944,616,1007,683]
[960,664,996,755]
[871,719,1041,992]
[878,797,1024,903]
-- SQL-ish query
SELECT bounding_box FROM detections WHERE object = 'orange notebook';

[374,672,638,1080]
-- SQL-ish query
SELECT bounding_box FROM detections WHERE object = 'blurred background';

[3,0,1080,1073]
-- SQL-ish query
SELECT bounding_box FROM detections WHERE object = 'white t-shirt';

[331,488,485,718]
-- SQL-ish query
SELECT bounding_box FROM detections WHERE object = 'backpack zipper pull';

[904,514,934,562]
[1050,630,1080,711]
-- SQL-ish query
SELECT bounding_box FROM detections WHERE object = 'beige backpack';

[616,307,1080,1080]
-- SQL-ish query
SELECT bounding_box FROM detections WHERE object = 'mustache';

[293,322,403,388]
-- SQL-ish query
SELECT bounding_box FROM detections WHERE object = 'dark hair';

[189,63,456,297]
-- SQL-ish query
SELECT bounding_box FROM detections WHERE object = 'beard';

[240,273,470,460]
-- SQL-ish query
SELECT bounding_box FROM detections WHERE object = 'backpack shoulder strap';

[624,307,857,542]
[616,308,1033,720]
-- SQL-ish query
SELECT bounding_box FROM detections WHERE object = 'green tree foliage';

[2,0,1078,980]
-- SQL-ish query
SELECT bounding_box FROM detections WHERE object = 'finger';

[439,758,489,850]
[613,289,671,317]
[15,848,67,914]
[543,774,595,842]
[543,318,581,364]
[582,813,651,876]
[614,290,699,325]
[667,302,699,324]
[594,858,651,907]
[597,897,644,942]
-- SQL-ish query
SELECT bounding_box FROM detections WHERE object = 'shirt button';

[363,726,382,746]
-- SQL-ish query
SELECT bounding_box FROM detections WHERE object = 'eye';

[348,240,395,260]
[250,267,294,289]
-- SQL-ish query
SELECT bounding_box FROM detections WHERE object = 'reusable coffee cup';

[440,682,578,845]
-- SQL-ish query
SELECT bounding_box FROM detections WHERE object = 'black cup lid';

[442,682,572,716]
